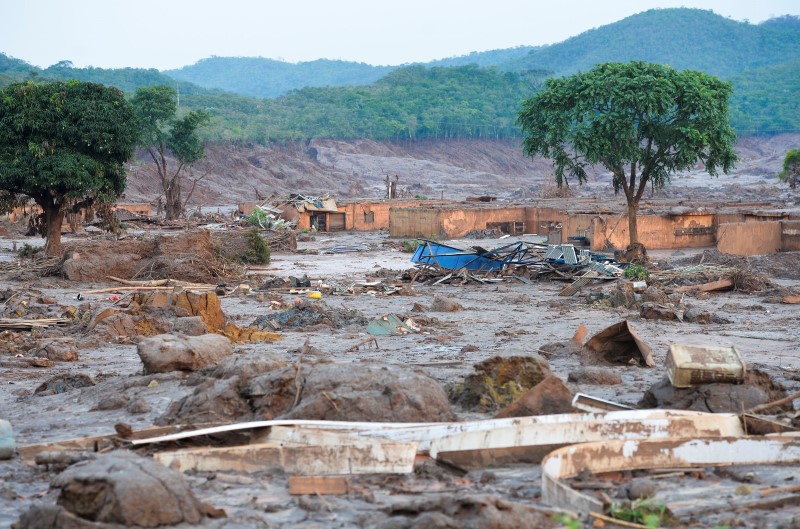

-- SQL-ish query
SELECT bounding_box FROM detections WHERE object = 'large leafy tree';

[779,148,800,189]
[131,85,209,220]
[0,81,137,256]
[517,61,737,251]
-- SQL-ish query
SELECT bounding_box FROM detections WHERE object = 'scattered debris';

[367,314,416,335]
[252,300,367,330]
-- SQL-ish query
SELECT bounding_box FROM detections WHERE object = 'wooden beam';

[288,476,348,495]
[675,278,734,293]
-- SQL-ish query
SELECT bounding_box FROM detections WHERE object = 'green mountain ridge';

[1,8,798,141]
[501,9,800,77]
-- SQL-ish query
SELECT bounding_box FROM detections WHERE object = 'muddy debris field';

[1,223,800,529]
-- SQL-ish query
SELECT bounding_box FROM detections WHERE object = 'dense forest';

[1,8,798,143]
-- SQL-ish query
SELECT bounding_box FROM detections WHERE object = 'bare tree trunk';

[627,200,639,247]
[42,202,65,257]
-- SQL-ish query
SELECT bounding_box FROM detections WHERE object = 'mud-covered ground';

[1,229,800,528]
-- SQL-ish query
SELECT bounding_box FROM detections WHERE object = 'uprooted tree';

[0,81,137,256]
[517,61,737,254]
[131,85,209,220]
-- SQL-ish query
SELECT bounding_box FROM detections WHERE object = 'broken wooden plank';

[675,277,734,293]
[429,410,743,470]
[542,437,800,514]
[571,393,634,413]
[154,440,417,475]
[288,476,348,495]
[18,423,220,464]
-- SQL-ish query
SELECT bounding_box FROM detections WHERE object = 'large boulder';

[158,360,454,424]
[249,363,455,423]
[15,451,207,528]
[137,333,233,374]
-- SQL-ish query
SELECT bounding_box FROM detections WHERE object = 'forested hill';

[499,9,800,78]
[165,57,395,99]
[162,9,799,97]
[0,8,798,141]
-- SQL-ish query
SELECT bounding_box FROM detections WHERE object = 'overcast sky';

[2,0,798,71]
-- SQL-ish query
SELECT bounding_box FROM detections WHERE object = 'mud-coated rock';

[639,302,682,321]
[378,494,557,529]
[641,286,669,305]
[159,361,454,424]
[640,376,771,413]
[683,306,732,324]
[34,339,79,362]
[156,377,251,425]
[450,356,550,412]
[16,451,206,528]
[35,374,95,396]
[249,363,455,422]
[495,376,574,418]
[172,316,208,336]
[609,280,637,309]
[568,367,623,385]
[430,295,463,312]
[137,333,233,373]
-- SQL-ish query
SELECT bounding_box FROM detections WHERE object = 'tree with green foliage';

[780,148,800,189]
[517,61,737,251]
[0,80,137,255]
[131,85,209,220]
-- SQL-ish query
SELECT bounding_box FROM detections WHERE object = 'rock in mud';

[157,377,251,425]
[609,280,638,309]
[34,339,79,362]
[159,361,453,424]
[683,306,732,324]
[378,494,557,529]
[251,363,455,422]
[639,371,788,413]
[125,397,152,415]
[450,356,550,412]
[172,316,208,336]
[137,333,233,374]
[641,285,669,305]
[639,302,682,321]
[430,295,463,312]
[15,451,208,528]
[34,374,95,396]
[495,375,574,418]
[568,367,623,385]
